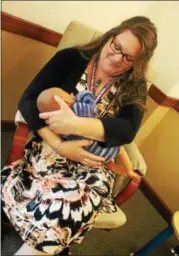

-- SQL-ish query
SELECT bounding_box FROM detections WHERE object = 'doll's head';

[37,87,75,113]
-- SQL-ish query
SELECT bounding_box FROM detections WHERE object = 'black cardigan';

[18,48,145,147]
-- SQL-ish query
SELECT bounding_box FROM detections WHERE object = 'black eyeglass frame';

[110,36,134,66]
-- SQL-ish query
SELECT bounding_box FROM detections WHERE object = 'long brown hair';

[76,16,157,114]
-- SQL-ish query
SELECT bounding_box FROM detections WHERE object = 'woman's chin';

[103,66,122,77]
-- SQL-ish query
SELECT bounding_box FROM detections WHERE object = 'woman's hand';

[58,139,105,167]
[39,95,77,135]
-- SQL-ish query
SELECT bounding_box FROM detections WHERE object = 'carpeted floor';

[1,131,178,256]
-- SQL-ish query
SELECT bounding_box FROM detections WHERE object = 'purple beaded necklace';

[90,60,113,104]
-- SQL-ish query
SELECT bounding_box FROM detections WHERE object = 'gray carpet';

[1,131,178,256]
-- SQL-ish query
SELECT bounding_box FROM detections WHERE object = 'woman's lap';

[1,136,117,255]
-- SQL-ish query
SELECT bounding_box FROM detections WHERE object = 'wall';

[2,1,152,33]
[145,1,179,98]
[139,107,179,213]
[134,1,179,146]
[134,102,170,147]
[168,80,179,98]
[2,30,56,120]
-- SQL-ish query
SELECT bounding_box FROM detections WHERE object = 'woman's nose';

[114,53,123,64]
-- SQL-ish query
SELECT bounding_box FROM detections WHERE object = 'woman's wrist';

[53,140,64,154]
[69,116,81,136]
[73,117,105,142]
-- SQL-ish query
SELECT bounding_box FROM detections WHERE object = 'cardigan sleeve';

[18,48,78,132]
[99,103,145,147]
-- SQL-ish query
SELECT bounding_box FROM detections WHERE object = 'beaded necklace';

[90,60,113,104]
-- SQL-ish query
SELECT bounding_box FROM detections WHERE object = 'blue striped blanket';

[63,90,120,161]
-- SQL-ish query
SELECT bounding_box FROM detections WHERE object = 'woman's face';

[99,29,142,77]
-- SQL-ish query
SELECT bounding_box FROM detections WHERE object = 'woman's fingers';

[81,149,105,163]
[74,140,105,163]
[39,110,60,119]
[76,139,94,147]
[39,112,51,119]
[81,158,102,167]
[54,95,71,111]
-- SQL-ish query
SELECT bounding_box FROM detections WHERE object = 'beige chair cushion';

[57,21,101,51]
[172,211,179,240]
[124,142,147,176]
[94,205,127,229]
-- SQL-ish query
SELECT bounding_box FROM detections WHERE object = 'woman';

[1,16,157,255]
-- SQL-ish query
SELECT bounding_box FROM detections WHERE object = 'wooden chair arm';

[114,170,143,207]
[6,122,29,165]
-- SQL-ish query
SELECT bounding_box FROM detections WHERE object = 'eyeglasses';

[110,36,134,66]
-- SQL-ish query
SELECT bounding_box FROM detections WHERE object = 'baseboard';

[1,121,16,132]
[2,11,62,47]
[148,84,179,113]
[140,179,172,223]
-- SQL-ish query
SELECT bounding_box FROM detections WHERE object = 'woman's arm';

[37,126,63,151]
[40,97,144,147]
[38,126,105,166]
[72,117,105,142]
[72,103,144,147]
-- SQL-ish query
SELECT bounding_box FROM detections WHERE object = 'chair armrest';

[123,141,147,176]
[114,171,142,207]
[7,123,29,165]
[172,211,179,240]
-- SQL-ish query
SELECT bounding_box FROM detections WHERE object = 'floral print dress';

[1,69,119,255]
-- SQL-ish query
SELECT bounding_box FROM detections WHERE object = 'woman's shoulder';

[55,47,86,62]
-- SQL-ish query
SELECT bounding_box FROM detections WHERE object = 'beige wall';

[168,80,179,98]
[2,30,56,120]
[2,1,152,33]
[145,1,179,98]
[140,96,160,125]
[135,102,170,147]
[138,108,179,213]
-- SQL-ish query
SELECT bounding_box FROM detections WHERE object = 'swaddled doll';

[37,87,137,177]
[37,87,119,162]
